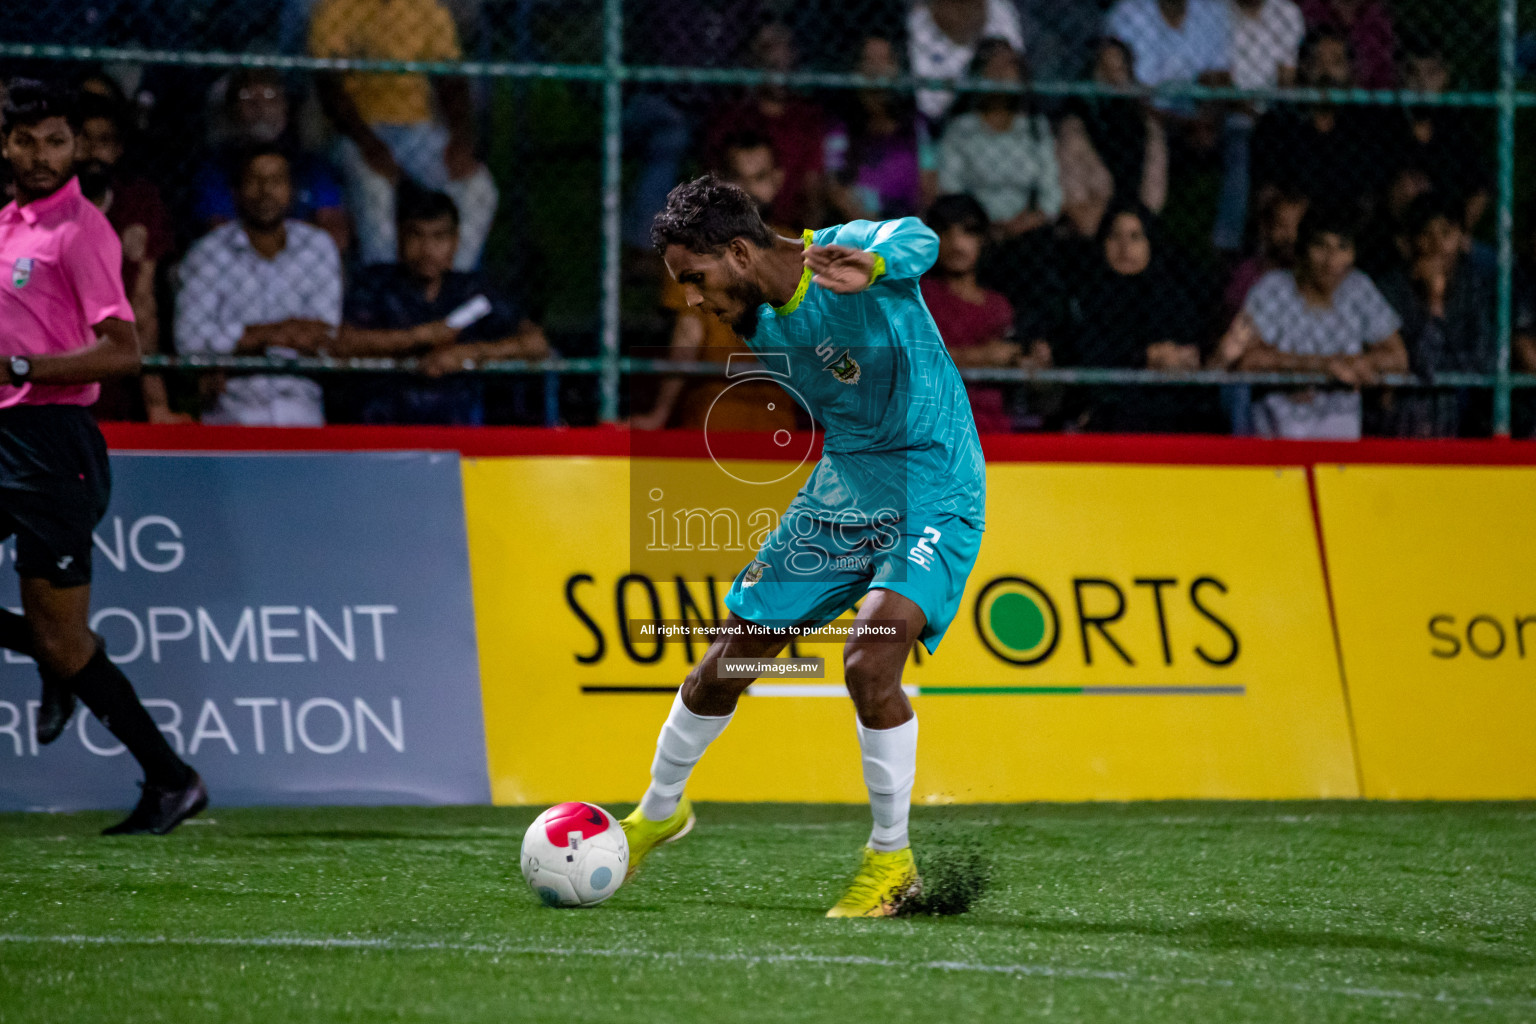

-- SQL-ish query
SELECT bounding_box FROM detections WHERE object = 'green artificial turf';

[1,802,1532,1023]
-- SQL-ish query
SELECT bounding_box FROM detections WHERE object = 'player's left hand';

[805,244,878,294]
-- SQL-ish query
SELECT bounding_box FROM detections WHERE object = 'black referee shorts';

[0,404,111,589]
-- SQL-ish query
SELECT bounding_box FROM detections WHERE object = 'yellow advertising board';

[1315,465,1536,798]
[464,457,1358,804]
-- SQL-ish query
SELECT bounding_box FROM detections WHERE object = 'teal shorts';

[723,510,984,654]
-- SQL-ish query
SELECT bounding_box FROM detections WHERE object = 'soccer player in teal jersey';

[621,176,987,917]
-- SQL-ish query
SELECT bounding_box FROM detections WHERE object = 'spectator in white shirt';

[1214,0,1305,252]
[907,0,1026,123]
[1016,0,1108,83]
[937,40,1062,235]
[1229,0,1304,91]
[1104,0,1232,93]
[175,145,342,426]
[938,40,1063,330]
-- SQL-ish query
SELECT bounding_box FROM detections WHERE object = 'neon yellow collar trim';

[772,229,817,317]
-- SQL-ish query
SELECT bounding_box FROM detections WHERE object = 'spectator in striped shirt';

[175,144,342,426]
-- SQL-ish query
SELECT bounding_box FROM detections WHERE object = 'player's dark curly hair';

[2,78,81,137]
[650,175,775,256]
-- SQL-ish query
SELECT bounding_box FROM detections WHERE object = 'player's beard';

[12,157,70,202]
[724,277,764,340]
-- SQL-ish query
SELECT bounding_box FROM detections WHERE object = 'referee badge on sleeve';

[12,258,34,289]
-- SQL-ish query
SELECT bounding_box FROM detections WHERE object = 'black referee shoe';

[102,772,209,836]
[35,672,77,746]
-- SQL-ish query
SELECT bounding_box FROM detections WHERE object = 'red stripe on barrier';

[96,423,814,460]
[99,423,635,457]
[978,433,1536,466]
[98,423,1536,466]
[1305,464,1366,796]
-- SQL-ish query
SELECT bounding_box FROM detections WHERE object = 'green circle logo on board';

[974,577,1059,665]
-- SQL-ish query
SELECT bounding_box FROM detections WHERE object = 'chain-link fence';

[1,0,1532,436]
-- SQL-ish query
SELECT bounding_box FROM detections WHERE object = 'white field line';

[706,813,1536,828]
[745,683,918,697]
[0,933,1530,1010]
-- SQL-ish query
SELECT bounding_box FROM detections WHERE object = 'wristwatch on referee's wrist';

[7,356,31,386]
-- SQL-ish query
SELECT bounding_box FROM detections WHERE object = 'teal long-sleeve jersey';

[742,218,986,527]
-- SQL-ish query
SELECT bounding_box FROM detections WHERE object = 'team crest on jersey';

[11,258,33,289]
[825,350,861,385]
[742,560,768,587]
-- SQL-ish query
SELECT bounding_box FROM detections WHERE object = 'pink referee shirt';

[0,176,135,408]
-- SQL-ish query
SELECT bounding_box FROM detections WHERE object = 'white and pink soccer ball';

[520,802,629,907]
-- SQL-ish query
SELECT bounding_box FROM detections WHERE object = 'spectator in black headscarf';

[1064,201,1215,432]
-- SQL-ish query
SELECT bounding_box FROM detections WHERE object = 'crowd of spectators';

[628,0,1510,438]
[0,0,1527,437]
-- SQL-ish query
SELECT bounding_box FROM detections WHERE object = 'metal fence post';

[599,0,624,422]
[1495,0,1517,437]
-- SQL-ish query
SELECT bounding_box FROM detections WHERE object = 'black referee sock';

[66,646,192,790]
[0,608,33,656]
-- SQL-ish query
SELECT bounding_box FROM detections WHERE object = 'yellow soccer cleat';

[826,846,922,918]
[619,797,695,880]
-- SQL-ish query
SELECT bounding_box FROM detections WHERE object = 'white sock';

[638,690,733,821]
[858,715,918,852]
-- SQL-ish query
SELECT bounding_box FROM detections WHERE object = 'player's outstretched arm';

[807,218,939,296]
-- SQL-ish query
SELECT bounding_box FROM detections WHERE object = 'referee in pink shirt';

[0,79,205,834]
